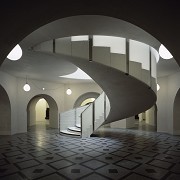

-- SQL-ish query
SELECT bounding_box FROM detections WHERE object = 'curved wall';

[0,70,101,134]
[0,71,17,135]
[0,85,11,135]
[157,71,180,135]
[173,88,180,134]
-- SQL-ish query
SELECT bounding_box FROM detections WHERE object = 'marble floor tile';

[0,126,180,180]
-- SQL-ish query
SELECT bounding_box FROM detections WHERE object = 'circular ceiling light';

[23,83,31,92]
[157,84,160,91]
[159,44,173,59]
[7,44,22,61]
[66,88,72,95]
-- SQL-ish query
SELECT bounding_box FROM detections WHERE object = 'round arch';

[0,85,11,135]
[73,92,100,108]
[173,88,180,134]
[27,94,58,129]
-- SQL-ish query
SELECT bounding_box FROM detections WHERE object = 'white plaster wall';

[0,71,17,135]
[167,72,180,135]
[28,98,40,126]
[157,72,180,135]
[110,117,135,129]
[157,77,169,133]
[64,83,102,112]
[2,71,103,135]
[0,85,11,134]
[110,119,126,128]
[146,106,155,126]
[36,99,47,122]
[16,78,63,133]
[126,117,135,128]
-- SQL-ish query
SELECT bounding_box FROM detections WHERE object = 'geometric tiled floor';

[0,127,180,180]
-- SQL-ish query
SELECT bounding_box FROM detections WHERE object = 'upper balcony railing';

[33,35,159,93]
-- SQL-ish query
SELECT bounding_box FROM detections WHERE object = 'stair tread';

[60,130,81,136]
[76,124,81,128]
[68,126,81,132]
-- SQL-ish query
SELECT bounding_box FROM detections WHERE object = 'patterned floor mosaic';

[0,127,180,179]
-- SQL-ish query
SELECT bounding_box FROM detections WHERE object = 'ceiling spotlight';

[157,84,160,91]
[159,44,173,59]
[42,88,45,90]
[66,88,72,95]
[7,44,22,61]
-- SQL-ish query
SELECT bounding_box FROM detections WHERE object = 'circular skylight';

[60,68,91,80]
[7,44,22,61]
[159,44,173,59]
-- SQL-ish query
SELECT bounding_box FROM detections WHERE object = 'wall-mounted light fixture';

[66,88,72,95]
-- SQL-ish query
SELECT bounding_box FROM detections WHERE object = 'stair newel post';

[92,102,95,131]
[89,35,93,62]
[59,113,60,134]
[126,39,129,75]
[75,107,77,129]
[104,92,106,121]
[53,39,56,53]
[81,113,82,137]
[149,46,152,88]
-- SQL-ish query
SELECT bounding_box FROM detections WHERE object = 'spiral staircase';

[33,35,157,138]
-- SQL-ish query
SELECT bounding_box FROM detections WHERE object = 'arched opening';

[81,98,95,106]
[27,94,58,131]
[173,88,180,135]
[0,85,11,135]
[136,104,157,132]
[73,92,100,108]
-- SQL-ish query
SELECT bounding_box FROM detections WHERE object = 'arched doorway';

[27,94,58,131]
[173,88,180,135]
[137,104,157,132]
[73,92,100,108]
[0,85,11,135]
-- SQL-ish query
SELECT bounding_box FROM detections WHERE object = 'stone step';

[76,124,81,128]
[60,130,81,136]
[68,126,81,132]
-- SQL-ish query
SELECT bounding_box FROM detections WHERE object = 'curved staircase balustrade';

[60,105,88,136]
[33,35,157,137]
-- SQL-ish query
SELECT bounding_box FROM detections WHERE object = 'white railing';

[81,103,94,138]
[81,92,110,138]
[60,105,88,132]
[94,92,105,130]
[60,109,75,132]
[34,35,158,93]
